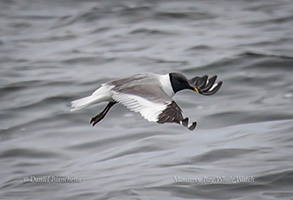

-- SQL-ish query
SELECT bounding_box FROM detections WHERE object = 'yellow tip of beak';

[194,88,199,93]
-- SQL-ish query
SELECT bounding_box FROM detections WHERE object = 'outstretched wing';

[109,73,197,130]
[110,83,183,122]
[189,75,223,96]
[110,73,175,123]
[111,90,196,130]
[157,101,183,124]
[112,91,169,122]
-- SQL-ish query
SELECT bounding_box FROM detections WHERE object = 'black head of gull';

[170,72,222,95]
[169,73,194,93]
[71,72,223,130]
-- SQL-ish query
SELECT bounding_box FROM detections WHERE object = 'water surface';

[1,0,293,199]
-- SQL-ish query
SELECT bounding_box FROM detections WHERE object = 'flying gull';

[71,72,222,130]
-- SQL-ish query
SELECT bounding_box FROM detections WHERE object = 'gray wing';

[108,73,184,124]
[109,73,170,103]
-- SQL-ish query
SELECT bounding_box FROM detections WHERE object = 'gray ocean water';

[1,0,293,199]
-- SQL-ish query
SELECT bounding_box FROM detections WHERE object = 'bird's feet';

[180,118,197,130]
[90,113,105,126]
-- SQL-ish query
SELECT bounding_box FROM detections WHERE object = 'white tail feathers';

[71,85,114,111]
[71,95,100,111]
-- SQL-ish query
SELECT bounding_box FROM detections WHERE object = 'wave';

[154,11,215,21]
[129,28,174,36]
[0,148,61,159]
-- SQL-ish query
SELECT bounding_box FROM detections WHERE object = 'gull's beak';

[194,88,199,93]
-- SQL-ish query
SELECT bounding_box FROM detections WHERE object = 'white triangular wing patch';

[112,92,169,122]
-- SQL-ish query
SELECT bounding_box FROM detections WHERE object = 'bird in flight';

[71,72,222,130]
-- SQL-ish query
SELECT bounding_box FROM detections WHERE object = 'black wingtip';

[202,75,217,92]
[201,81,223,96]
[180,118,197,130]
[198,75,208,88]
[181,118,189,127]
[188,122,197,130]
[189,75,223,96]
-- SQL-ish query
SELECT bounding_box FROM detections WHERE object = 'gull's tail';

[71,95,99,111]
[70,85,114,111]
